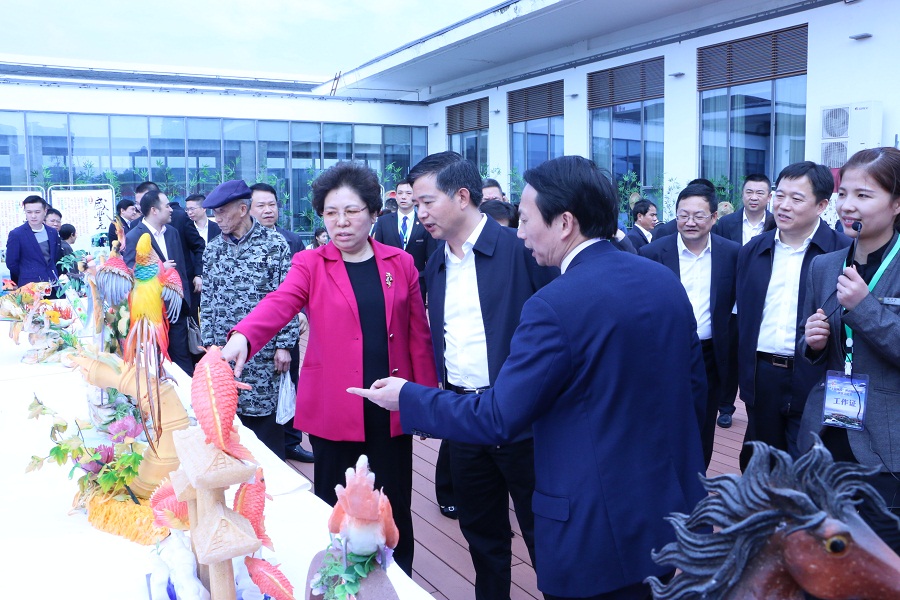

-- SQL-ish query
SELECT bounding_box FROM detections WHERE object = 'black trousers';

[449,438,538,600]
[739,358,802,471]
[434,439,455,507]
[308,423,414,576]
[544,580,657,600]
[241,412,286,460]
[167,309,194,376]
[718,317,739,417]
[699,339,720,467]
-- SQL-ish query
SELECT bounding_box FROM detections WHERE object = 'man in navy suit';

[625,199,657,251]
[641,183,740,467]
[735,162,850,470]
[711,174,775,428]
[406,151,555,600]
[351,156,707,600]
[6,195,62,286]
[123,190,194,376]
[372,179,437,300]
[108,199,140,249]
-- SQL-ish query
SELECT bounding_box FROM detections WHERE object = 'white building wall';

[0,84,429,126]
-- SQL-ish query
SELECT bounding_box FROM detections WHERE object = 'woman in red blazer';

[223,162,436,575]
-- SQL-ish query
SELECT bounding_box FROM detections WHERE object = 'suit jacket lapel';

[322,244,362,331]
[709,236,723,318]
[384,213,401,248]
[660,237,680,279]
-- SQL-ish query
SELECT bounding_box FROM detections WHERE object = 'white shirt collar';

[635,224,653,240]
[774,218,820,252]
[677,233,712,258]
[445,214,488,260]
[145,222,166,237]
[561,238,604,274]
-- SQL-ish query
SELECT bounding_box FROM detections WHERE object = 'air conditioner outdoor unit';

[820,102,883,168]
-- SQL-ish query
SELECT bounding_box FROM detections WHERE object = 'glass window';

[258,120,291,226]
[412,127,427,167]
[323,123,351,168]
[774,75,807,178]
[700,74,806,205]
[643,98,665,192]
[511,116,565,196]
[292,122,322,230]
[187,118,221,197]
[70,114,110,185]
[448,128,488,174]
[110,116,149,199]
[353,125,382,177]
[26,112,70,187]
[149,116,186,198]
[384,126,411,189]
[0,111,27,186]
[612,102,642,181]
[223,119,256,184]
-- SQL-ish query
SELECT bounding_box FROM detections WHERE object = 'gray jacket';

[799,232,900,471]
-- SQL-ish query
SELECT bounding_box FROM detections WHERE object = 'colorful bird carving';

[95,233,184,453]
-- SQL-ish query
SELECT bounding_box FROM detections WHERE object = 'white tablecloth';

[0,325,431,599]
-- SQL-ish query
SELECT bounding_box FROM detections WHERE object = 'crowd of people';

[5,145,900,599]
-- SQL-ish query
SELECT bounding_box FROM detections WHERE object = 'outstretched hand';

[221,332,250,378]
[347,377,408,412]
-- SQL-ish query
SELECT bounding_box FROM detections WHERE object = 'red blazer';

[233,238,437,441]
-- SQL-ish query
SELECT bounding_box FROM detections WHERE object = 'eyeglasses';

[675,213,713,223]
[323,206,367,221]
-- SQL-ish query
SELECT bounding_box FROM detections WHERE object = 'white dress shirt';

[561,238,603,274]
[194,219,209,244]
[757,221,820,355]
[397,209,415,248]
[677,234,713,340]
[443,215,490,389]
[741,211,767,245]
[145,222,169,260]
[635,224,653,244]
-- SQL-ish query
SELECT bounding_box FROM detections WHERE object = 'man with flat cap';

[200,179,300,459]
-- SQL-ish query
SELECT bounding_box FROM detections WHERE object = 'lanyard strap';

[845,236,900,369]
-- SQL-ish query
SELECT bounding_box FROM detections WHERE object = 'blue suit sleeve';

[399,294,570,444]
[6,230,21,284]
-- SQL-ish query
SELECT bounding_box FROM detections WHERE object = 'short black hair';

[23,195,47,209]
[632,199,657,222]
[687,178,716,191]
[775,161,834,203]
[46,207,62,219]
[116,199,135,214]
[482,178,505,194]
[59,224,76,240]
[250,182,278,200]
[480,199,519,228]
[311,162,382,216]
[140,189,165,216]
[407,151,483,207]
[676,183,718,213]
[184,194,206,205]
[743,173,771,190]
[135,181,160,195]
[523,156,617,239]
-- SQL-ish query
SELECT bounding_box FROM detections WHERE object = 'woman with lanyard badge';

[800,147,900,552]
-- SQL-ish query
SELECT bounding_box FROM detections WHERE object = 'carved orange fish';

[191,346,255,461]
[233,467,273,550]
[245,557,294,600]
[149,479,189,530]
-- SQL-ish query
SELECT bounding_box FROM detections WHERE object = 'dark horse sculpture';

[648,438,900,599]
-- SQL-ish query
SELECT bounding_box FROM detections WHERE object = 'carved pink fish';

[191,346,255,461]
[233,467,273,550]
[245,557,294,600]
[149,479,189,530]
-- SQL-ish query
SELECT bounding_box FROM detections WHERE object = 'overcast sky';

[0,0,500,82]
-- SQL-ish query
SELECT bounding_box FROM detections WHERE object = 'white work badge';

[822,370,868,431]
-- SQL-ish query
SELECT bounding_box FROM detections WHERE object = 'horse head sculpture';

[648,437,900,599]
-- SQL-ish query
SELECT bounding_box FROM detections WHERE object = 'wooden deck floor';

[286,399,747,599]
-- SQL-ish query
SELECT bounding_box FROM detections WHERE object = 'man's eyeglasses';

[675,213,713,223]
[323,206,367,221]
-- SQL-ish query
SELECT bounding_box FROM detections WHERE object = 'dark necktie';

[401,215,408,248]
